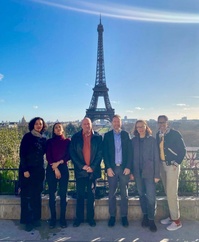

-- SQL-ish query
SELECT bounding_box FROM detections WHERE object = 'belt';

[115,164,121,166]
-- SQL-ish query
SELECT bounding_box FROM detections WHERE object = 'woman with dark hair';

[19,117,47,231]
[46,123,70,229]
[131,120,160,232]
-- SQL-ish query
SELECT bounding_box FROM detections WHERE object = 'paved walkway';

[0,219,199,242]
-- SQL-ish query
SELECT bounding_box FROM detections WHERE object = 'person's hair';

[112,114,121,121]
[133,119,152,136]
[52,122,65,138]
[28,117,47,133]
[157,115,168,122]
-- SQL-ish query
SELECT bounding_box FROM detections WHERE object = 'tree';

[65,123,81,137]
[0,128,22,168]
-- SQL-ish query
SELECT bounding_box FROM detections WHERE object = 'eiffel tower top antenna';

[95,15,106,86]
[85,18,115,122]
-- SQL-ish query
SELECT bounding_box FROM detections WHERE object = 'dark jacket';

[131,135,160,179]
[70,130,102,179]
[156,128,186,165]
[103,130,132,171]
[19,132,46,173]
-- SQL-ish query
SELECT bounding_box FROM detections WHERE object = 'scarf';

[31,129,43,138]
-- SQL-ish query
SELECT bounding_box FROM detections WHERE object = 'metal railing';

[1,152,199,197]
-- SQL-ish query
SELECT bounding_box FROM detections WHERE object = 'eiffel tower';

[86,18,115,122]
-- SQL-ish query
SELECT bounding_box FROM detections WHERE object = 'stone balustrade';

[0,196,199,221]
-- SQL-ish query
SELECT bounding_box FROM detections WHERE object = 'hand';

[107,168,115,177]
[123,168,130,175]
[51,162,59,170]
[54,168,61,179]
[172,165,177,171]
[83,165,93,173]
[83,165,89,170]
[86,166,93,173]
[154,178,160,183]
[129,174,134,181]
[51,160,64,170]
[24,171,30,178]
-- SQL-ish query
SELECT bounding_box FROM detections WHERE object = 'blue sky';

[1,0,199,122]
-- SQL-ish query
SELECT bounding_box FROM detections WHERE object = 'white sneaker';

[160,217,172,225]
[166,221,182,231]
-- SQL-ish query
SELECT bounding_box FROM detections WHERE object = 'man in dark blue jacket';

[156,115,186,231]
[103,114,131,227]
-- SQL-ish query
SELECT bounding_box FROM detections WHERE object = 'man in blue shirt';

[103,114,132,227]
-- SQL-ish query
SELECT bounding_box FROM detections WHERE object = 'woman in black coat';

[19,117,47,232]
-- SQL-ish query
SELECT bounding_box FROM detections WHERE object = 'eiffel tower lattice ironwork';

[86,19,115,122]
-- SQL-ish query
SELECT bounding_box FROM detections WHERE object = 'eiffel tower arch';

[86,18,115,123]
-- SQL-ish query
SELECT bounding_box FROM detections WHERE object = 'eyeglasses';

[136,126,145,129]
[158,121,167,124]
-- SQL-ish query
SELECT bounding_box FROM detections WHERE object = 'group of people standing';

[19,114,186,233]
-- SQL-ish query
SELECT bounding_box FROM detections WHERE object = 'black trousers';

[46,164,69,221]
[75,176,96,222]
[20,166,45,224]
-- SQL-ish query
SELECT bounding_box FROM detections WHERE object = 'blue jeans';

[135,176,156,220]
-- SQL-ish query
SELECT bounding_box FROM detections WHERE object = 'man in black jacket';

[103,114,132,227]
[156,115,186,231]
[70,117,102,227]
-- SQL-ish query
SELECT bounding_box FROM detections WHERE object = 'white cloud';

[111,100,120,104]
[135,107,144,110]
[0,74,4,81]
[176,103,188,107]
[85,83,92,88]
[32,0,199,24]
[191,96,199,99]
[126,110,134,113]
[33,105,38,109]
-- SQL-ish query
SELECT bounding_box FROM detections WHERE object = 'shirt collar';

[113,129,121,135]
[83,129,94,137]
[159,127,170,136]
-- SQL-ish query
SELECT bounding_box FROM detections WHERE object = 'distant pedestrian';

[19,117,47,232]
[46,122,70,229]
[103,114,131,227]
[156,115,186,231]
[70,117,102,227]
[131,120,160,232]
